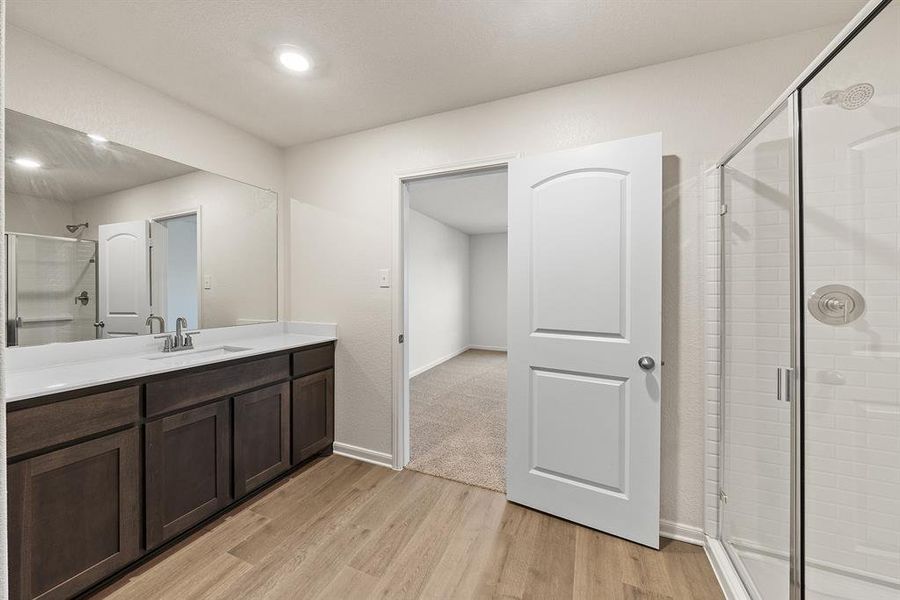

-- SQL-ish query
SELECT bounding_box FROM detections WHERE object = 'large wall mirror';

[4,110,278,347]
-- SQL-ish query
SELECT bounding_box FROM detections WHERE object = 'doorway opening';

[149,211,200,330]
[398,164,509,492]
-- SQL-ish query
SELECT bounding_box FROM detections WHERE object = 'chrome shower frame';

[713,2,893,598]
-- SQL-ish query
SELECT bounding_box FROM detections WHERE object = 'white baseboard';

[704,536,751,600]
[659,519,705,546]
[409,346,470,377]
[468,344,507,352]
[333,442,394,469]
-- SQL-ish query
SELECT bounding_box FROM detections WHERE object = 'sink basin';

[144,345,252,361]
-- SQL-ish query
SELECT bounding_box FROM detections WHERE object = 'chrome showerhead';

[66,222,88,233]
[822,83,875,110]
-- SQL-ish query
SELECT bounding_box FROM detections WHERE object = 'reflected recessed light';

[87,133,108,143]
[14,157,42,169]
[276,46,312,73]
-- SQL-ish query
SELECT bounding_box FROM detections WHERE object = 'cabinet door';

[8,428,140,600]
[292,368,334,464]
[145,399,231,549]
[234,382,290,498]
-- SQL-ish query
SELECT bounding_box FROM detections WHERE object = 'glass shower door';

[6,233,98,347]
[721,100,796,600]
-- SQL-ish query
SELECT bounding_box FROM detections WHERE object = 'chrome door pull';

[777,367,793,402]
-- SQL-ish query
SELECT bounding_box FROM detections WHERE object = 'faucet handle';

[154,334,174,352]
[184,331,200,348]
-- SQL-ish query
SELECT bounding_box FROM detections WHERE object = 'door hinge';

[720,203,728,216]
[719,489,728,504]
[398,334,404,344]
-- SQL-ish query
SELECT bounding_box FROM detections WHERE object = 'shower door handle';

[777,367,793,402]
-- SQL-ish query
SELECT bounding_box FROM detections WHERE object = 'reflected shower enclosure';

[6,233,98,346]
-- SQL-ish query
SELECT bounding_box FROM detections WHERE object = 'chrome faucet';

[145,314,166,334]
[154,316,199,352]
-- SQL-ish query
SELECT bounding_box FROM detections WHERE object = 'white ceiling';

[5,110,197,203]
[407,168,507,235]
[7,0,865,148]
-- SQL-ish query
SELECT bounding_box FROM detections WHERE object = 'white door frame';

[149,207,202,328]
[390,154,517,470]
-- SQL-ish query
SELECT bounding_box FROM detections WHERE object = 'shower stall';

[6,233,99,347]
[715,1,899,599]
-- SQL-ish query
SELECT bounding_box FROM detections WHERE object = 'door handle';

[777,367,793,402]
[638,356,656,370]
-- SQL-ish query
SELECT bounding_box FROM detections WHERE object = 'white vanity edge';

[4,321,337,403]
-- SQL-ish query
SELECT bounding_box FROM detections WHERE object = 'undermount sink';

[144,345,253,361]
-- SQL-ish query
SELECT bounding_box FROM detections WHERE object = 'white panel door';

[98,221,150,337]
[149,219,169,326]
[507,133,662,548]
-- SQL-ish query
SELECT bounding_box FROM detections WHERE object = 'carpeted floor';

[408,349,507,493]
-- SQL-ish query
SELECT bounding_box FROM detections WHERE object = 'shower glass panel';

[721,101,794,600]
[800,2,900,599]
[6,233,98,347]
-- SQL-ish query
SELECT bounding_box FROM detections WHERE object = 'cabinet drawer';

[7,387,140,459]
[292,343,335,378]
[146,355,289,418]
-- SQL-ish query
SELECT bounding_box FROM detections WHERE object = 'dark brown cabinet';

[7,341,335,599]
[234,382,291,498]
[145,399,232,549]
[7,428,140,600]
[292,368,335,464]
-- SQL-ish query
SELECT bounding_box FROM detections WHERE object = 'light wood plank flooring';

[90,455,723,600]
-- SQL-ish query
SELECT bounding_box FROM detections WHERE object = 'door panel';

[292,368,335,464]
[98,221,149,337]
[720,102,793,600]
[7,429,140,600]
[532,170,627,336]
[507,133,661,548]
[234,382,290,498]
[145,399,231,549]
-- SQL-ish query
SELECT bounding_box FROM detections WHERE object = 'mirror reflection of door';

[150,213,200,331]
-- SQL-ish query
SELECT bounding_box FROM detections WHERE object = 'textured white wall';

[408,209,470,375]
[75,171,278,328]
[285,26,840,531]
[4,26,288,318]
[5,192,74,236]
[469,233,507,350]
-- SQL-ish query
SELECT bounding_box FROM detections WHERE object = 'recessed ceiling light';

[276,46,312,73]
[14,157,42,169]
[87,133,108,143]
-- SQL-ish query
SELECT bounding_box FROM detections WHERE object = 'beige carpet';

[408,349,507,493]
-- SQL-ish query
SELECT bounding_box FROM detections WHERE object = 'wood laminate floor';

[90,455,724,600]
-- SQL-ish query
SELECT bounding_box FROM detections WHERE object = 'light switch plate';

[378,268,391,288]
[203,275,212,290]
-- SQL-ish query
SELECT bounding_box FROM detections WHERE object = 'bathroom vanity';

[4,324,336,600]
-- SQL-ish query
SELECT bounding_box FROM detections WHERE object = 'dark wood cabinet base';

[7,341,336,600]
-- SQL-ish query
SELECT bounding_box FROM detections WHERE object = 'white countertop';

[5,322,337,403]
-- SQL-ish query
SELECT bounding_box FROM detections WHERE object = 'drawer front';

[292,343,335,378]
[7,387,140,459]
[146,355,289,418]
